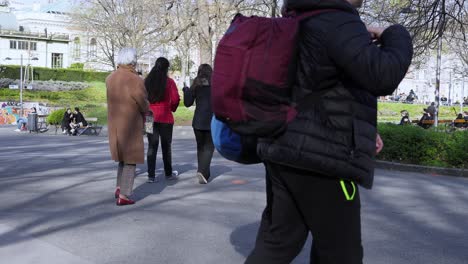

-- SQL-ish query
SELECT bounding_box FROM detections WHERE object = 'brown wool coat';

[106,66,149,164]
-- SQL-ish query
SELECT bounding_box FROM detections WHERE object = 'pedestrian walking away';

[246,0,414,263]
[106,47,149,206]
[145,57,181,183]
[183,64,215,184]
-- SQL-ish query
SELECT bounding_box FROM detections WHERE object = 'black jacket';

[183,78,213,130]
[258,0,413,189]
[74,111,88,126]
[61,112,72,128]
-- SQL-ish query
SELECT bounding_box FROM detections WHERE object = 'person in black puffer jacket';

[247,0,413,263]
[183,64,215,184]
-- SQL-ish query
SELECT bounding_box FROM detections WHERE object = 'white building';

[397,53,467,105]
[0,0,103,70]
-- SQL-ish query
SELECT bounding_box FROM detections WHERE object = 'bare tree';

[196,0,213,64]
[192,0,281,64]
[363,0,467,59]
[74,0,284,68]
[362,0,467,125]
[73,0,172,69]
[170,0,198,84]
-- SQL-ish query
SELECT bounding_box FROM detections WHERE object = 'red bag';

[211,11,333,137]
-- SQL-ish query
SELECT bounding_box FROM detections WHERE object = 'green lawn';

[0,82,193,125]
[378,102,463,123]
[2,83,464,126]
[0,82,106,107]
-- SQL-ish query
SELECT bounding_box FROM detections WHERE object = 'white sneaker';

[197,172,208,184]
[14,129,21,132]
[166,170,179,181]
[62,130,67,134]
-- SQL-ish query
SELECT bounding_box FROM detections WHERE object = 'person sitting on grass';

[399,110,411,125]
[70,107,88,135]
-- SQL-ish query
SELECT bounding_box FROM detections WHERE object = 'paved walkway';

[0,125,467,264]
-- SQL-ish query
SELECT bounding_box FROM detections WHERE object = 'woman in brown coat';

[106,47,149,206]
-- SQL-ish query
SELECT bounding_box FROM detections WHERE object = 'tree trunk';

[181,50,188,86]
[196,0,212,64]
[271,0,278,18]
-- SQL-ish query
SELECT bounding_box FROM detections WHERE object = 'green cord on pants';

[340,180,356,201]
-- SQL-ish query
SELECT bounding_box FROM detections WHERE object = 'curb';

[376,160,467,178]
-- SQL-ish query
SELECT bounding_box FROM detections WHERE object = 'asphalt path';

[0,125,467,264]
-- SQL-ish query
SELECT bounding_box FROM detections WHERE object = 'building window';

[73,37,81,59]
[29,42,37,51]
[10,40,17,49]
[52,53,63,68]
[18,41,28,50]
[89,38,97,58]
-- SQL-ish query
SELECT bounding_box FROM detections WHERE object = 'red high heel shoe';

[114,188,120,199]
[116,197,135,206]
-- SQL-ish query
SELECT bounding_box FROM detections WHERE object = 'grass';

[0,82,193,126]
[0,82,107,107]
[3,83,464,126]
[378,102,463,123]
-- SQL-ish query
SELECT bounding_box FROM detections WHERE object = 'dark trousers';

[246,162,363,264]
[147,123,174,177]
[194,129,215,179]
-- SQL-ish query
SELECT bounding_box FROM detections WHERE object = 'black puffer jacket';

[258,0,413,189]
[183,78,213,130]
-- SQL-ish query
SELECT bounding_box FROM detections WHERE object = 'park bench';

[411,119,467,131]
[76,117,103,136]
[411,119,453,124]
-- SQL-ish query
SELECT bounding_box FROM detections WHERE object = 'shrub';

[0,65,110,82]
[47,108,66,125]
[69,63,85,70]
[378,123,468,168]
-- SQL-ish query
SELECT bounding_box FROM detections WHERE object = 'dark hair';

[75,107,80,112]
[192,64,213,88]
[145,57,170,103]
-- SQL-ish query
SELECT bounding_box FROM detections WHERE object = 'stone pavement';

[0,125,467,264]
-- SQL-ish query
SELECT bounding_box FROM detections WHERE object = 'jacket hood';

[284,0,358,15]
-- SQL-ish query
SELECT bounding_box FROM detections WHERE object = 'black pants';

[194,129,215,179]
[246,162,363,264]
[147,123,174,177]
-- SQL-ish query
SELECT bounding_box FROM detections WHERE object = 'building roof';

[40,0,71,15]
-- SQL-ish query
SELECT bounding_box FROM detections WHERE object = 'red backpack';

[211,10,333,137]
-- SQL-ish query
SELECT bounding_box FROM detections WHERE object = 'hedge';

[378,123,468,169]
[0,65,110,82]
